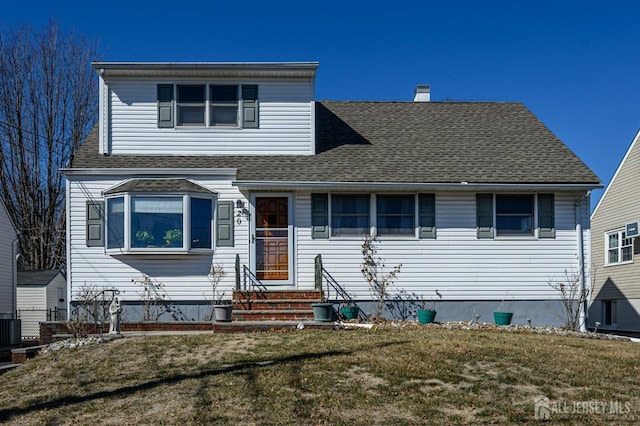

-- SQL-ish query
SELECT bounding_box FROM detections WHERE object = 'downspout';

[575,193,590,332]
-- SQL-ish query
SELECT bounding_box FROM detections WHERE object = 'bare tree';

[0,21,100,270]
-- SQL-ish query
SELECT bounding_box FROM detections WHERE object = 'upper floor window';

[159,84,258,129]
[606,229,633,265]
[210,85,238,126]
[177,85,205,126]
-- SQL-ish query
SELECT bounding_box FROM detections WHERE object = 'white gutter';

[232,181,603,191]
[61,168,238,177]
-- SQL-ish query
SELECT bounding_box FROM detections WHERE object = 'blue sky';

[3,1,640,210]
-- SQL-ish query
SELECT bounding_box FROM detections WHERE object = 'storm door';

[252,195,293,284]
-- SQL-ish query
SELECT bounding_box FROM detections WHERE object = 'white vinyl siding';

[296,191,587,300]
[106,80,314,155]
[0,200,17,317]
[66,176,246,302]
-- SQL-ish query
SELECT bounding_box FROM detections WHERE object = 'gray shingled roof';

[69,101,599,185]
[104,179,215,195]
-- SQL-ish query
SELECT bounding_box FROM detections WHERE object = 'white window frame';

[176,84,206,126]
[105,192,215,254]
[174,83,244,128]
[605,229,633,266]
[495,194,535,237]
[327,193,424,239]
[210,84,239,127]
[375,194,416,237]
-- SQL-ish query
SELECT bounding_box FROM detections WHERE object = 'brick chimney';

[414,85,430,102]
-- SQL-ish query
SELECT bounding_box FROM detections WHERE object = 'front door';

[253,195,293,285]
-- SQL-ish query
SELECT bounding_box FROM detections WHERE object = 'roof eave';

[232,181,603,191]
[91,62,319,79]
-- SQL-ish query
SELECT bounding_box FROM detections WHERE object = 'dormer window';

[210,85,239,126]
[177,85,206,126]
[159,84,258,129]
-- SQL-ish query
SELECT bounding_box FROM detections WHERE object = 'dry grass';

[1,327,640,425]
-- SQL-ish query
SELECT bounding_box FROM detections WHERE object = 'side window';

[495,194,534,236]
[331,194,369,237]
[376,195,414,236]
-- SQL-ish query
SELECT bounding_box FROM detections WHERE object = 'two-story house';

[63,61,600,325]
[590,129,640,333]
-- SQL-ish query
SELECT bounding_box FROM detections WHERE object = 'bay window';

[105,193,214,252]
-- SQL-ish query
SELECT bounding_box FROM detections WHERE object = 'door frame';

[249,192,295,287]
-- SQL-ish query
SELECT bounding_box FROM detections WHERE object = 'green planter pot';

[340,305,360,320]
[493,311,513,326]
[417,309,437,324]
[311,303,334,322]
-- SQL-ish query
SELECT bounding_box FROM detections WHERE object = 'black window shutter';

[241,85,259,128]
[538,193,555,238]
[418,194,436,239]
[476,194,494,239]
[157,84,174,128]
[216,201,234,247]
[311,194,329,239]
[86,201,104,247]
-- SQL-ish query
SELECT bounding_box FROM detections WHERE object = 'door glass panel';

[255,197,289,281]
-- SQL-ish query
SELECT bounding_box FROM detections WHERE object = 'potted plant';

[135,230,154,246]
[311,284,334,322]
[340,302,360,320]
[417,298,437,324]
[493,296,513,326]
[207,263,232,322]
[163,228,183,247]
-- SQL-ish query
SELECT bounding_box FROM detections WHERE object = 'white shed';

[17,270,67,339]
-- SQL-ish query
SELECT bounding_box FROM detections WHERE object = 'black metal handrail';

[242,264,268,292]
[315,254,368,321]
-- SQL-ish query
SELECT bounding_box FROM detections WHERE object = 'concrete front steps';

[232,290,322,321]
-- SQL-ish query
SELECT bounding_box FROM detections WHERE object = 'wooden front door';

[254,196,290,282]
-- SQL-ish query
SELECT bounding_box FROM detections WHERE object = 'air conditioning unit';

[626,221,639,238]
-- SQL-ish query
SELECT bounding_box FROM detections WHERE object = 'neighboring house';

[590,129,640,333]
[0,196,20,344]
[0,197,18,319]
[17,270,67,339]
[62,61,600,325]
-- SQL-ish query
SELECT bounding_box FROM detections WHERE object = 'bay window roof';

[103,179,215,195]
